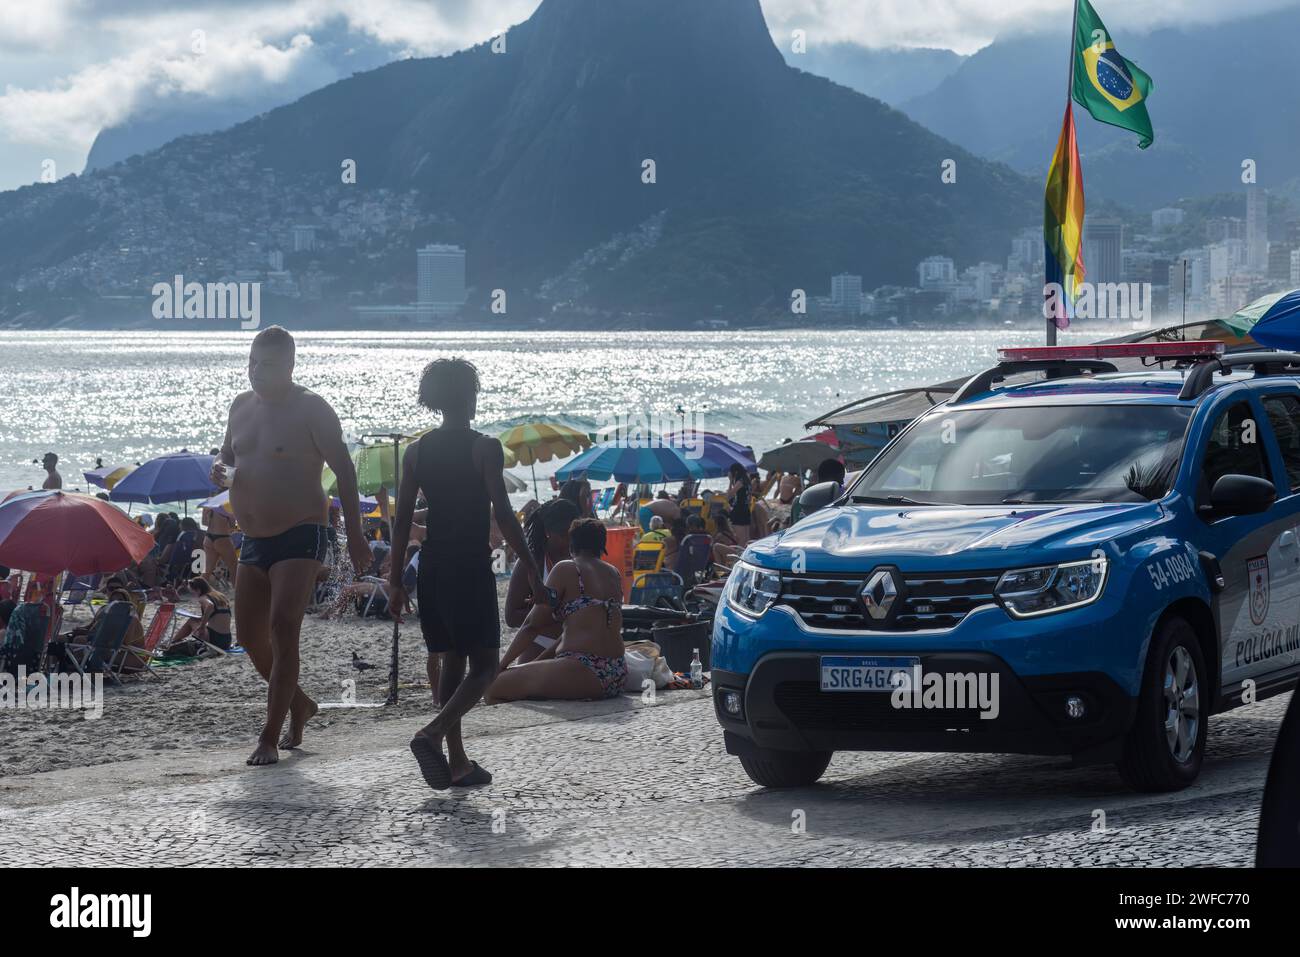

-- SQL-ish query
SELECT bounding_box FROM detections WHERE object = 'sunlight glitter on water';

[1,327,1124,499]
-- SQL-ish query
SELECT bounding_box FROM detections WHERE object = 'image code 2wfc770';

[2,0,1299,932]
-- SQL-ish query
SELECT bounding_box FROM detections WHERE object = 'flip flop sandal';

[409,735,452,790]
[450,762,493,788]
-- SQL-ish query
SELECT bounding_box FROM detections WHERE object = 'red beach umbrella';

[0,490,156,576]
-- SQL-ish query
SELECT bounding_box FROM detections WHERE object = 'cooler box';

[649,619,711,673]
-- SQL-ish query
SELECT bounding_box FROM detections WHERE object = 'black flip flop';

[450,761,493,788]
[409,735,452,790]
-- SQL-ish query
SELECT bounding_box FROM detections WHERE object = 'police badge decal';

[1248,555,1270,626]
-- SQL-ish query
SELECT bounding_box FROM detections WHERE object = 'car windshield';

[848,404,1192,506]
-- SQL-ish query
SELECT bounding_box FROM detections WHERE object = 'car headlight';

[995,557,1107,618]
[726,561,782,618]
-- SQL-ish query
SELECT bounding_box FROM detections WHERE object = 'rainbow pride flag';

[1043,102,1085,329]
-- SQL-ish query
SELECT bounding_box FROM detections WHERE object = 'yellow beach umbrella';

[498,422,592,499]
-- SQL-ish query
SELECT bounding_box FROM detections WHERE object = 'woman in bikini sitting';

[487,518,626,703]
[202,506,239,587]
[501,498,579,662]
[170,577,234,652]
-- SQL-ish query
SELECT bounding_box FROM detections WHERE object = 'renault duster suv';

[713,343,1300,792]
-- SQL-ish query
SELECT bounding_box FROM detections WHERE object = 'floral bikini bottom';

[556,651,627,699]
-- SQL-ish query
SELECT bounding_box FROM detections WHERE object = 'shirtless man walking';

[213,326,370,766]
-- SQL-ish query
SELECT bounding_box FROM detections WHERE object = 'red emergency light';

[997,342,1225,363]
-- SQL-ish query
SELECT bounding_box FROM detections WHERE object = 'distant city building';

[1151,208,1185,230]
[1268,243,1294,282]
[1083,220,1123,286]
[918,256,956,290]
[963,262,1001,301]
[1246,187,1269,272]
[1292,249,1300,285]
[1007,227,1043,279]
[1204,217,1245,244]
[291,225,316,253]
[1208,239,1246,283]
[830,273,863,310]
[268,249,284,271]
[417,244,467,311]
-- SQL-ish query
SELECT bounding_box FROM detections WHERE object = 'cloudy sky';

[0,0,1295,191]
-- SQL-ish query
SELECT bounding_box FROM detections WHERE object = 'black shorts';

[238,524,328,571]
[416,551,500,655]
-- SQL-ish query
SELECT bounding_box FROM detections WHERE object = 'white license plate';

[820,656,919,692]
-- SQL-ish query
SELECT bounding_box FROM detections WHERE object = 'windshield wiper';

[1002,497,1103,505]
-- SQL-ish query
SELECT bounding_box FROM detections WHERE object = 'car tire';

[1117,615,1208,793]
[739,749,832,788]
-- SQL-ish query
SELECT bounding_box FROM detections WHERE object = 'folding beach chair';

[64,601,133,685]
[61,573,102,620]
[115,602,175,679]
[674,534,714,586]
[632,540,665,578]
[629,571,686,612]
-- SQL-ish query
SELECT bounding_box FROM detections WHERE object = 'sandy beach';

[2,580,529,779]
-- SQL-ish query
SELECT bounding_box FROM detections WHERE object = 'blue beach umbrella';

[661,430,756,479]
[109,451,218,506]
[1241,290,1300,351]
[556,440,710,483]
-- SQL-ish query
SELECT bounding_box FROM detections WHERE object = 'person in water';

[212,326,371,767]
[388,358,544,790]
[488,518,626,704]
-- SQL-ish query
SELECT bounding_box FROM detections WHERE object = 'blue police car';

[713,343,1300,792]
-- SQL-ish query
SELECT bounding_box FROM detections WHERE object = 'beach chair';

[596,487,616,515]
[61,573,102,619]
[1,602,50,676]
[632,540,665,582]
[674,534,714,585]
[64,601,134,684]
[115,602,175,679]
[629,571,686,611]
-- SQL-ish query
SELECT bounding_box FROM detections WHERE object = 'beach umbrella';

[499,422,592,498]
[503,471,528,493]
[0,490,156,576]
[84,465,135,491]
[555,440,709,483]
[759,440,841,475]
[811,429,840,448]
[198,489,235,518]
[109,451,218,507]
[661,430,756,479]
[1237,290,1300,351]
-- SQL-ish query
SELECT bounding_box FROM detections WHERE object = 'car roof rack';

[950,359,1119,405]
[1177,351,1300,401]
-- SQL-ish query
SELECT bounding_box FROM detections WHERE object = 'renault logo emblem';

[861,569,897,620]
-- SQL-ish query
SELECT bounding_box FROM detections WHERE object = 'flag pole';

[1048,0,1082,346]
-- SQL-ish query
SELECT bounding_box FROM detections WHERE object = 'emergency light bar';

[997,342,1225,363]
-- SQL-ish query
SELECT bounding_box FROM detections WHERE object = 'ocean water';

[0,326,1122,504]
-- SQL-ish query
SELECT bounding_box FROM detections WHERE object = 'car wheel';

[739,749,832,788]
[1117,615,1207,792]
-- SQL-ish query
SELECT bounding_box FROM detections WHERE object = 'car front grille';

[774,569,1002,632]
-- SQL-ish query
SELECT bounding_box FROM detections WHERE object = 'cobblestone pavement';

[1,691,1287,866]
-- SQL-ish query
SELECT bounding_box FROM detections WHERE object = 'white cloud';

[761,0,1300,54]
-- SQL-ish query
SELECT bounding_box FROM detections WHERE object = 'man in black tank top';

[389,359,544,789]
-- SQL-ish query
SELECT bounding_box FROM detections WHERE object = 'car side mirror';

[1209,474,1275,516]
[799,481,842,516]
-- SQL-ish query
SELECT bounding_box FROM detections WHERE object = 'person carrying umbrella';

[212,326,371,767]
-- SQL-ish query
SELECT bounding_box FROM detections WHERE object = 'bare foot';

[246,741,279,766]
[279,697,318,750]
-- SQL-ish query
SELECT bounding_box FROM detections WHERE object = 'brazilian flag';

[1072,0,1154,148]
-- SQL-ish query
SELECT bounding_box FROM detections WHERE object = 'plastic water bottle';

[690,649,703,689]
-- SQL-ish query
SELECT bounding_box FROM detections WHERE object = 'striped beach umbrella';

[0,490,156,576]
[499,422,592,498]
[555,440,709,483]
[84,465,135,491]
